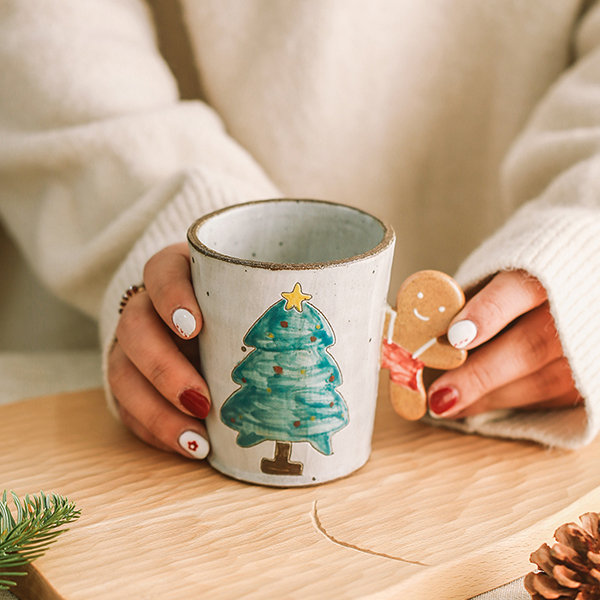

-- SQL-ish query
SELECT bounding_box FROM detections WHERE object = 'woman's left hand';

[427,270,582,418]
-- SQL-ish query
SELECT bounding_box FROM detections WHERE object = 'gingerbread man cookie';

[382,270,467,420]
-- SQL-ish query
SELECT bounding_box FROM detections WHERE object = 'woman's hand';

[427,270,582,418]
[107,243,211,459]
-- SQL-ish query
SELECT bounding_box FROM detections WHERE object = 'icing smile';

[413,308,430,321]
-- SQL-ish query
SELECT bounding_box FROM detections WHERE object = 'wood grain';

[2,381,600,599]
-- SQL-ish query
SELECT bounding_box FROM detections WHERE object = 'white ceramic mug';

[187,199,395,486]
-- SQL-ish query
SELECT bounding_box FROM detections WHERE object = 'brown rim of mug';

[187,198,395,271]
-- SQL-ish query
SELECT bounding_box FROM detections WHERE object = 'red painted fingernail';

[179,389,210,419]
[429,386,459,416]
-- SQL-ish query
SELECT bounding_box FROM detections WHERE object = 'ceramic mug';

[187,199,395,486]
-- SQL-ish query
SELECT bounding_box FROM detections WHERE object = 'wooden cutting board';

[2,382,600,600]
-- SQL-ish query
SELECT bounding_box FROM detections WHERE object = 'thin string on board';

[311,500,429,567]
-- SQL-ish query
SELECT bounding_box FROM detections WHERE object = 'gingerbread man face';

[382,270,467,420]
[393,271,465,353]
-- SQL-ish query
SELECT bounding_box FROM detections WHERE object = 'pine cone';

[524,512,600,599]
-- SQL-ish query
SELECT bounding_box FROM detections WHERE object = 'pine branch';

[0,491,80,590]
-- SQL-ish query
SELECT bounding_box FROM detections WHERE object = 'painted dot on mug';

[329,402,334,407]
[241,377,247,383]
[310,416,316,421]
[300,369,306,375]
[273,366,283,374]
[266,387,272,393]
[316,324,321,329]
[230,417,236,423]
[267,333,274,338]
[310,336,317,342]
[293,420,301,428]
[241,346,247,352]
[280,321,288,328]
[329,375,335,382]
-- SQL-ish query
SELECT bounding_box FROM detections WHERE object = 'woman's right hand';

[107,243,211,459]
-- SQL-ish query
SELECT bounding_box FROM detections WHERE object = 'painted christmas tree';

[221,282,349,475]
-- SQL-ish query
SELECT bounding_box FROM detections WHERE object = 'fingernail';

[178,430,210,459]
[429,386,459,416]
[447,319,477,349]
[179,389,210,419]
[172,308,196,338]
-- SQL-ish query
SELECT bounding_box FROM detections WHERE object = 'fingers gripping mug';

[187,199,395,486]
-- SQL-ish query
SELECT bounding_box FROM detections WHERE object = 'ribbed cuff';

[99,166,280,419]
[448,199,600,449]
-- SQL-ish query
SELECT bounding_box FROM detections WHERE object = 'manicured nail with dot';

[172,308,196,338]
[447,319,477,349]
[178,430,210,459]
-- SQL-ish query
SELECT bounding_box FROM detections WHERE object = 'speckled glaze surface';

[188,199,395,486]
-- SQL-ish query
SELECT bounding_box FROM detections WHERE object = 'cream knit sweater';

[1,0,599,449]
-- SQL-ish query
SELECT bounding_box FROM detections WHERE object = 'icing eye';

[438,306,446,312]
[417,292,424,299]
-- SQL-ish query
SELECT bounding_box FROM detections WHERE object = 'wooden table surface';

[2,381,600,600]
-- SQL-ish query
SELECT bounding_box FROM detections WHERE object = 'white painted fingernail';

[447,319,477,349]
[172,308,196,337]
[178,430,210,459]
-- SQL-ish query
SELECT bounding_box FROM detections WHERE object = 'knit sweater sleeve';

[443,4,600,449]
[0,1,280,413]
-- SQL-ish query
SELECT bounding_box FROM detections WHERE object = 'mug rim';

[187,198,395,271]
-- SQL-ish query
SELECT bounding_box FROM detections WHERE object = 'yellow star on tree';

[281,282,312,312]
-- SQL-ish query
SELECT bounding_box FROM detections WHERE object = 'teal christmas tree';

[221,282,349,475]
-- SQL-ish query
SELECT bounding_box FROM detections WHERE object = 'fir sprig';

[0,491,80,590]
